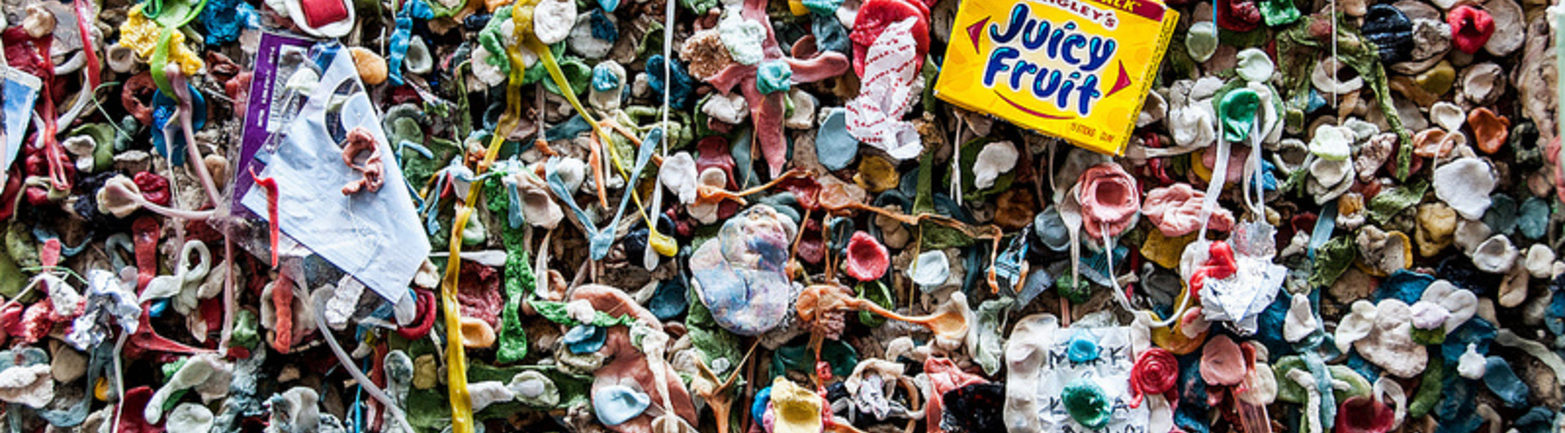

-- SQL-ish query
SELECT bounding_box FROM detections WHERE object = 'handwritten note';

[1017,322,1148,433]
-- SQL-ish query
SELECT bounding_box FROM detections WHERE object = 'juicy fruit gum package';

[935,0,1178,155]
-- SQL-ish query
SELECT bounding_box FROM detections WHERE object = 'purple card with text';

[233,32,315,216]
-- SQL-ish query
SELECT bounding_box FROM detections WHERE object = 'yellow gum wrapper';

[118,6,205,76]
[933,0,1177,156]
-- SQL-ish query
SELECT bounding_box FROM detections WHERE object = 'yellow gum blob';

[118,6,204,76]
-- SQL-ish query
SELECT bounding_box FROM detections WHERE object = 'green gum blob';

[232,309,261,349]
[1273,356,1372,405]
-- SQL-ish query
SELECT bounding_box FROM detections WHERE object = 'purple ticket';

[233,32,314,216]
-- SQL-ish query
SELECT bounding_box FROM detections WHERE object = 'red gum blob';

[0,170,21,220]
[1447,6,1494,55]
[133,171,171,206]
[797,218,825,265]
[117,386,164,433]
[457,265,503,328]
[226,72,253,119]
[2,27,50,77]
[844,231,890,281]
[1335,396,1396,433]
[199,296,224,336]
[122,73,157,126]
[132,216,160,292]
[396,289,437,340]
[39,238,60,269]
[250,167,280,268]
[850,0,930,77]
[1188,241,1238,305]
[1216,0,1262,32]
[271,274,295,354]
[777,176,823,210]
[1130,348,1179,406]
[300,0,350,28]
[695,137,737,190]
[0,302,21,342]
[693,136,742,219]
[128,308,213,358]
[11,300,52,345]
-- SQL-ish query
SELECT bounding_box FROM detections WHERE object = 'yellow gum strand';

[526,41,676,257]
[525,38,618,169]
[592,120,676,256]
[438,204,477,433]
[525,39,655,221]
[438,15,530,433]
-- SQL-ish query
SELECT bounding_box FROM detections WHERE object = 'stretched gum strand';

[439,190,479,431]
[594,120,675,256]
[248,166,280,267]
[496,55,671,257]
[133,217,159,291]
[527,38,666,234]
[435,129,488,432]
[100,178,216,220]
[588,127,609,208]
[815,197,1006,294]
[53,68,98,128]
[135,199,215,220]
[851,297,965,338]
[691,341,761,433]
[218,237,237,352]
[434,11,532,433]
[168,64,224,208]
[130,302,218,355]
[0,272,53,319]
[25,35,71,190]
[786,206,814,270]
[74,0,102,91]
[522,33,663,225]
[524,35,649,194]
[145,0,209,99]
[798,284,966,347]
[524,38,614,159]
[310,286,412,430]
[147,33,190,245]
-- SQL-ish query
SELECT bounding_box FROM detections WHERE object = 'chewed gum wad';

[689,206,799,335]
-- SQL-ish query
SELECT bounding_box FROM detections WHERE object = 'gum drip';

[1555,8,1565,204]
[434,6,535,432]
